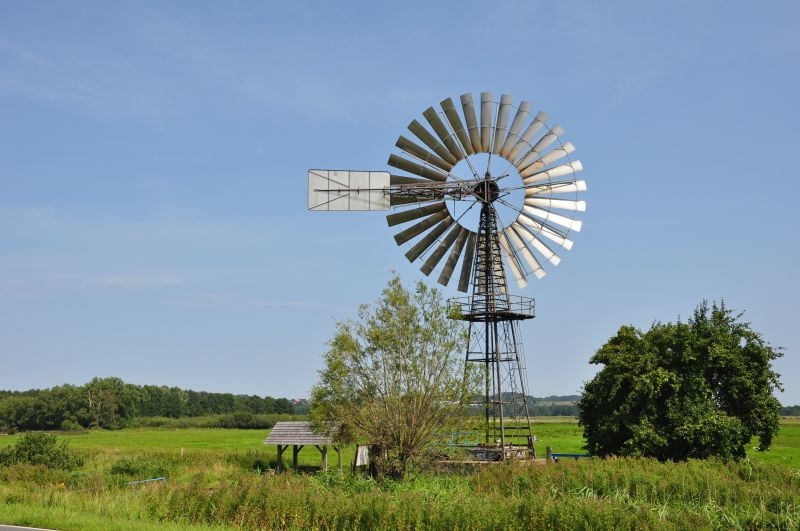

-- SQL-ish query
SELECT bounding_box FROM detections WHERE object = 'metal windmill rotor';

[308,91,585,294]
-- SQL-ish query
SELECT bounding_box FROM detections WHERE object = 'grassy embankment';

[1,417,798,530]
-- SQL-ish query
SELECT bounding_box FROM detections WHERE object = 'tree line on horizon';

[0,377,294,432]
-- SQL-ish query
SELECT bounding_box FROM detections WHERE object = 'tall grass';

[1,419,798,530]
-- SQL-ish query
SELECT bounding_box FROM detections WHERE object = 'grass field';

[1,418,798,530]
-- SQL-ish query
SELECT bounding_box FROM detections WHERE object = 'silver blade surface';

[457,232,476,292]
[388,153,448,182]
[405,216,454,262]
[442,97,474,156]
[492,94,513,154]
[460,93,482,153]
[500,100,532,157]
[480,92,493,152]
[408,119,458,165]
[393,210,450,245]
[386,201,446,227]
[396,135,453,172]
[421,223,462,276]
[437,227,468,287]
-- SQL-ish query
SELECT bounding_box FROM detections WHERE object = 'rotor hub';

[471,175,500,203]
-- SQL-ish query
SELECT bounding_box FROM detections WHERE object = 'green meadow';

[1,418,798,530]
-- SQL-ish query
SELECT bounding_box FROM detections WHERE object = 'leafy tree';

[310,276,478,478]
[578,301,783,461]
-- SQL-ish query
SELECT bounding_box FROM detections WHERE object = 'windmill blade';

[421,223,463,276]
[515,125,565,170]
[507,111,548,162]
[441,97,474,156]
[511,221,561,266]
[405,216,454,262]
[526,197,587,212]
[522,205,582,232]
[437,227,468,287]
[491,94,513,154]
[505,227,546,280]
[518,142,575,175]
[525,179,587,196]
[498,231,529,289]
[517,211,574,250]
[422,106,464,163]
[480,92,493,152]
[393,209,450,245]
[460,93,482,153]
[457,232,476,292]
[388,153,448,182]
[386,201,446,227]
[396,135,453,172]
[522,160,583,182]
[500,100,532,157]
[408,119,458,165]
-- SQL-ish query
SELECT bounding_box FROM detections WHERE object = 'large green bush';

[0,432,84,470]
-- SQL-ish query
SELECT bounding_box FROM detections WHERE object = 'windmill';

[308,92,586,459]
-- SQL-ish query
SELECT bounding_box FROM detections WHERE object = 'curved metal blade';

[522,160,583,182]
[511,221,561,266]
[517,211,574,250]
[388,153,448,182]
[387,201,446,227]
[393,209,450,245]
[498,231,529,288]
[519,142,575,175]
[422,106,464,163]
[522,204,582,232]
[508,110,548,162]
[408,119,458,165]
[460,93,482,153]
[437,227,468,287]
[457,232,476,292]
[505,226,546,280]
[441,97,474,156]
[525,179,587,196]
[421,223,462,276]
[405,216,454,262]
[516,125,565,170]
[480,92,493,152]
[492,94,513,154]
[500,100,532,157]
[396,135,453,172]
[526,197,586,212]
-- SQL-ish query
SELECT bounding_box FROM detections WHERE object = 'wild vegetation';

[310,277,480,478]
[579,301,783,461]
[0,420,798,530]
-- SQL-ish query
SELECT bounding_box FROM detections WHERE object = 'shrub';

[0,432,84,470]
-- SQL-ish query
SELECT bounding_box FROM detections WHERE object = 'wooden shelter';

[264,421,341,472]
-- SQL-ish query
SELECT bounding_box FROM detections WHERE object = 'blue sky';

[2,1,798,404]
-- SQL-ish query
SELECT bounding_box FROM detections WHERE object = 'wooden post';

[546,446,553,463]
[277,445,285,472]
[292,444,304,469]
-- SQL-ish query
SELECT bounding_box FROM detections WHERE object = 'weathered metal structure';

[308,92,586,460]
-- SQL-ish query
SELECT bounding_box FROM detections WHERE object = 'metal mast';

[449,173,536,459]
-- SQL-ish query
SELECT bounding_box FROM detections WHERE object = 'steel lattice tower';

[449,176,537,459]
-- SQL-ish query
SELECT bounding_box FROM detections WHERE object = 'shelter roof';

[264,421,332,445]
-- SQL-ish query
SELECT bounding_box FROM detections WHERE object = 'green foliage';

[579,301,783,461]
[310,276,478,478]
[0,378,295,433]
[0,432,83,470]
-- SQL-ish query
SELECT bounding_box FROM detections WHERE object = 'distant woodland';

[0,378,794,433]
[0,377,295,432]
